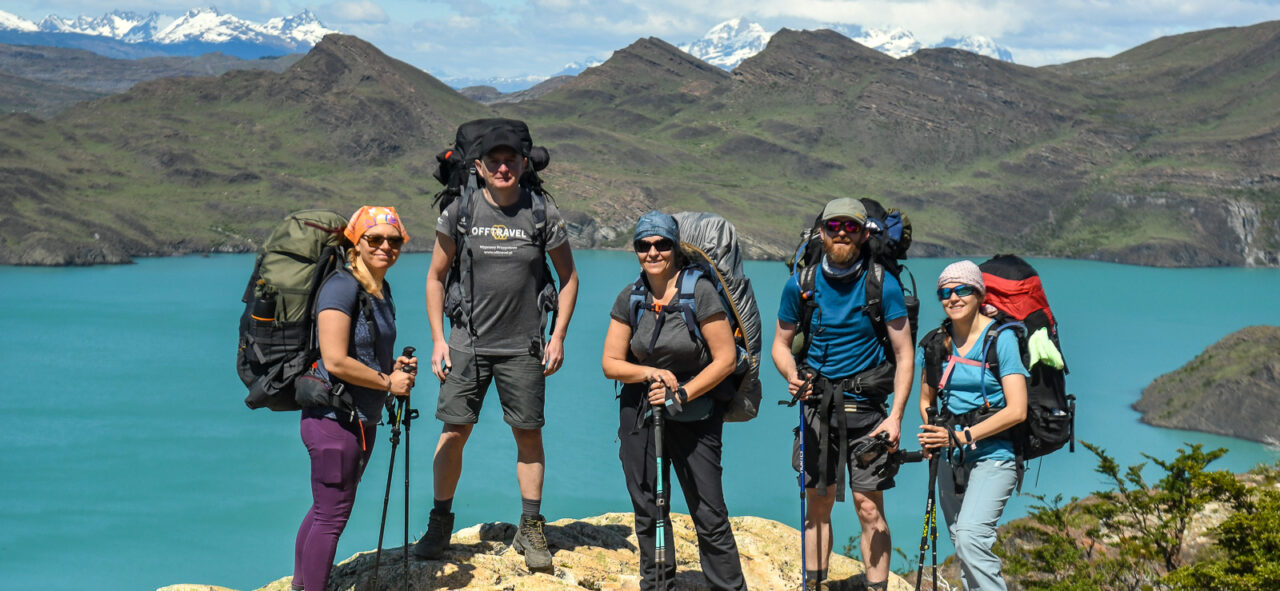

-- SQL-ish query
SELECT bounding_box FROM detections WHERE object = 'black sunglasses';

[633,238,675,253]
[363,235,405,249]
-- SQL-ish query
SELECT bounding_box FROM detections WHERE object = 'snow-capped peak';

[679,18,772,70]
[937,35,1015,62]
[0,9,38,32]
[847,26,924,58]
[155,8,260,44]
[263,9,335,46]
[555,56,608,77]
[681,19,1015,68]
[3,7,337,49]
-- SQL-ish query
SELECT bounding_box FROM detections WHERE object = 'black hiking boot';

[512,513,553,571]
[411,509,454,560]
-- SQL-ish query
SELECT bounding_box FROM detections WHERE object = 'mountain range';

[0,8,334,59]
[1,22,1277,268]
[680,18,1014,70]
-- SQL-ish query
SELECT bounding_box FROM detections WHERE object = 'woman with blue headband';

[601,210,747,590]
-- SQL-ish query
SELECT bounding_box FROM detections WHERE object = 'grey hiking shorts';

[793,403,898,493]
[435,347,546,430]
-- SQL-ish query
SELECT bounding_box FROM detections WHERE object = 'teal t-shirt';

[931,321,1029,463]
[778,264,906,401]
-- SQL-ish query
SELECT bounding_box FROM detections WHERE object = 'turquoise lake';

[2,251,1278,590]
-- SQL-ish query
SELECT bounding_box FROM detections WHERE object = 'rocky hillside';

[3,22,1280,266]
[1134,325,1280,443]
[158,513,912,590]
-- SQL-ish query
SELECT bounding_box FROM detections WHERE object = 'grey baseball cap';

[820,198,868,223]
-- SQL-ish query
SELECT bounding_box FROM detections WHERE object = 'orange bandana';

[345,206,409,245]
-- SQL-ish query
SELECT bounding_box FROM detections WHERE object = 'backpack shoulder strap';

[627,274,648,329]
[920,323,949,389]
[675,267,704,344]
[863,261,895,362]
[863,261,886,326]
[530,190,549,249]
[982,321,1026,379]
[793,265,820,363]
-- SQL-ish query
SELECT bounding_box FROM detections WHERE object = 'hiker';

[917,261,1028,591]
[771,198,915,591]
[414,126,579,570]
[293,206,417,591]
[602,210,748,591]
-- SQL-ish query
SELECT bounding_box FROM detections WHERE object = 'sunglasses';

[633,238,675,253]
[936,285,978,300]
[363,234,405,249]
[824,219,864,234]
[481,157,523,171]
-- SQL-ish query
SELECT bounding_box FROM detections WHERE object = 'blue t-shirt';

[778,265,907,392]
[315,270,397,422]
[931,322,1029,463]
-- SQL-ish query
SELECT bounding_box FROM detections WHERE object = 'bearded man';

[770,197,915,591]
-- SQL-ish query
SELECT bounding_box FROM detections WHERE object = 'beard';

[824,238,860,266]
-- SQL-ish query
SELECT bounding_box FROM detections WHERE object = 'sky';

[5,0,1280,81]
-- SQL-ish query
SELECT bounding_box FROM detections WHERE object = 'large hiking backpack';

[431,118,559,346]
[979,255,1075,462]
[236,210,349,411]
[625,212,763,422]
[919,255,1076,474]
[786,198,920,361]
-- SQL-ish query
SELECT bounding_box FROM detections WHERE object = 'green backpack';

[236,210,350,411]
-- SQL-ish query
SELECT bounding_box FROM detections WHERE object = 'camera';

[853,432,926,478]
[853,432,892,469]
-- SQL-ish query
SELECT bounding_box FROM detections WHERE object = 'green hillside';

[1,24,1279,266]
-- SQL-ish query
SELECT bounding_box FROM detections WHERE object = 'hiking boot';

[802,579,827,591]
[512,513,553,570]
[411,509,454,560]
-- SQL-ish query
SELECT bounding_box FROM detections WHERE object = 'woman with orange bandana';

[292,206,418,591]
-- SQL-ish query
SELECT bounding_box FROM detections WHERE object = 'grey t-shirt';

[609,273,728,420]
[438,188,568,355]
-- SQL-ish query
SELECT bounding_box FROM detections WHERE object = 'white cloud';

[324,0,388,24]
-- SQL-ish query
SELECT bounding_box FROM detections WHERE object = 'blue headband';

[633,210,679,243]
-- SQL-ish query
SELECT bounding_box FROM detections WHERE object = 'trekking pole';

[372,395,405,590]
[400,347,417,591]
[371,346,415,591]
[798,398,808,590]
[915,407,940,591]
[779,369,815,589]
[654,397,668,590]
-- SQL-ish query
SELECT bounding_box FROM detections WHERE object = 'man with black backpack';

[413,125,579,571]
[771,198,915,591]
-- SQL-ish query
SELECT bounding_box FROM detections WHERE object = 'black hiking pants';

[619,388,747,591]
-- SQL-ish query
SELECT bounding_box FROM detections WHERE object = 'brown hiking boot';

[802,578,828,591]
[411,509,453,560]
[512,513,553,570]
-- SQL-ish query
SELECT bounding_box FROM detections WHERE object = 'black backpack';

[919,255,1075,485]
[786,198,920,362]
[236,210,351,411]
[624,212,763,422]
[432,118,558,348]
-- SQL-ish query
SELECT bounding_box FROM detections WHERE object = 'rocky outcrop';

[162,513,912,590]
[1135,325,1280,443]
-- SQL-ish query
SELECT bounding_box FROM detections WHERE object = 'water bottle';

[251,282,275,324]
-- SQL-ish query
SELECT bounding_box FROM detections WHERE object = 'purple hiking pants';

[292,415,375,591]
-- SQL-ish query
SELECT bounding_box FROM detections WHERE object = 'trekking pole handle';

[400,346,417,374]
[780,369,815,407]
